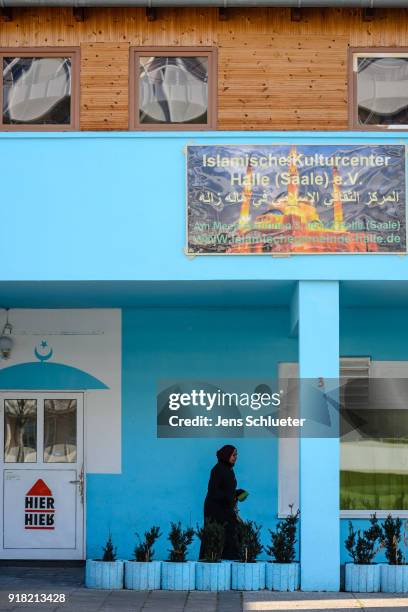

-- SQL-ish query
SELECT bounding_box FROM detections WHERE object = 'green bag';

[236,489,249,502]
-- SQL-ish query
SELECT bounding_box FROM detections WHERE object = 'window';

[349,48,408,129]
[44,399,77,463]
[278,360,408,517]
[341,361,408,514]
[4,399,37,463]
[0,48,80,130]
[129,47,217,130]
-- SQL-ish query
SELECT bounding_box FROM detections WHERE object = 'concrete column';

[298,280,340,591]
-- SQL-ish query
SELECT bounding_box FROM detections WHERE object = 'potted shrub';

[86,534,124,589]
[195,520,231,591]
[124,526,162,590]
[345,514,382,592]
[380,514,408,593]
[161,522,196,590]
[266,506,300,591]
[231,520,265,590]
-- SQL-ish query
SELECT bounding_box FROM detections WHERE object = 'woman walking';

[201,444,242,560]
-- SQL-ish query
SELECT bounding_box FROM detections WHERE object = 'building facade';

[0,4,407,592]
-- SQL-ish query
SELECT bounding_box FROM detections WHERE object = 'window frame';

[129,46,217,131]
[278,359,408,519]
[348,46,408,131]
[0,47,80,132]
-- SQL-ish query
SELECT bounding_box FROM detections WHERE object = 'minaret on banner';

[287,145,299,211]
[238,163,253,231]
[332,166,345,230]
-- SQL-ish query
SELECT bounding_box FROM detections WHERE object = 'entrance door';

[0,392,84,559]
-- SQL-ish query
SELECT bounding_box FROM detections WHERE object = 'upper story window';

[350,48,408,129]
[129,47,217,130]
[0,48,80,131]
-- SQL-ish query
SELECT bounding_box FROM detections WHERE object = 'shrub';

[237,520,263,563]
[133,526,162,562]
[266,505,299,563]
[382,514,406,565]
[167,522,195,562]
[102,534,117,562]
[196,520,225,562]
[345,514,382,564]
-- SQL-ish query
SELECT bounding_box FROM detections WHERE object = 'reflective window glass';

[3,56,72,125]
[340,377,408,510]
[4,399,37,463]
[44,399,77,463]
[138,56,209,125]
[356,56,408,126]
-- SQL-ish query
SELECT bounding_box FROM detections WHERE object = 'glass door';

[0,392,84,559]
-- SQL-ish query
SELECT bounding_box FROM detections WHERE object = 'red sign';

[25,479,55,530]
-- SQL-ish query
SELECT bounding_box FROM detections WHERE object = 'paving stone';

[185,608,217,612]
[7,607,59,612]
[353,595,408,610]
[242,592,365,611]
[0,605,21,612]
[1,567,408,612]
[53,607,101,612]
[217,591,243,612]
[100,607,144,612]
[143,604,189,608]
[106,591,147,599]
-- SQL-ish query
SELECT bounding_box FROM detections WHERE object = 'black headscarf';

[216,445,236,465]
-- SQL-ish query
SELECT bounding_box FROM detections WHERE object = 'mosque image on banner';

[186,144,406,254]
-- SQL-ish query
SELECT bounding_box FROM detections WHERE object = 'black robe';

[200,460,240,560]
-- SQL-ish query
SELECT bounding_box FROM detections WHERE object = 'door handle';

[69,466,84,505]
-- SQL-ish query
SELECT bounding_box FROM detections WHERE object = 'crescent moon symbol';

[34,347,53,362]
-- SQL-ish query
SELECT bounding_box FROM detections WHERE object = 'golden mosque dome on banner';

[230,146,378,253]
[253,196,322,229]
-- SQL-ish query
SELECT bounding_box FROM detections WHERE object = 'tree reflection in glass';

[44,399,77,463]
[3,57,71,125]
[4,399,37,463]
[357,56,408,126]
[139,56,208,124]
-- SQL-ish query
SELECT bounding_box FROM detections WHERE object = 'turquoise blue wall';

[340,307,408,565]
[3,128,407,576]
[85,305,408,564]
[341,308,408,361]
[86,306,297,561]
[1,131,408,283]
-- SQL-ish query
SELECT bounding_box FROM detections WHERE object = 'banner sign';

[186,144,406,255]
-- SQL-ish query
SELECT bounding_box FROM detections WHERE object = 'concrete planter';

[161,561,196,590]
[85,559,124,590]
[345,563,381,592]
[124,560,161,590]
[231,561,266,591]
[381,564,408,593]
[195,561,231,591]
[265,562,300,591]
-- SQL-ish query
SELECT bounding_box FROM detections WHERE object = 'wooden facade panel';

[80,42,129,130]
[218,34,347,129]
[0,8,406,129]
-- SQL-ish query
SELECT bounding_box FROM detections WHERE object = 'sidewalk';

[0,566,407,612]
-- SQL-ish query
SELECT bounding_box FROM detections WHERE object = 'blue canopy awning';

[0,361,109,390]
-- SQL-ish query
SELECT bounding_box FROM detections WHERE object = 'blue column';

[298,281,340,591]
